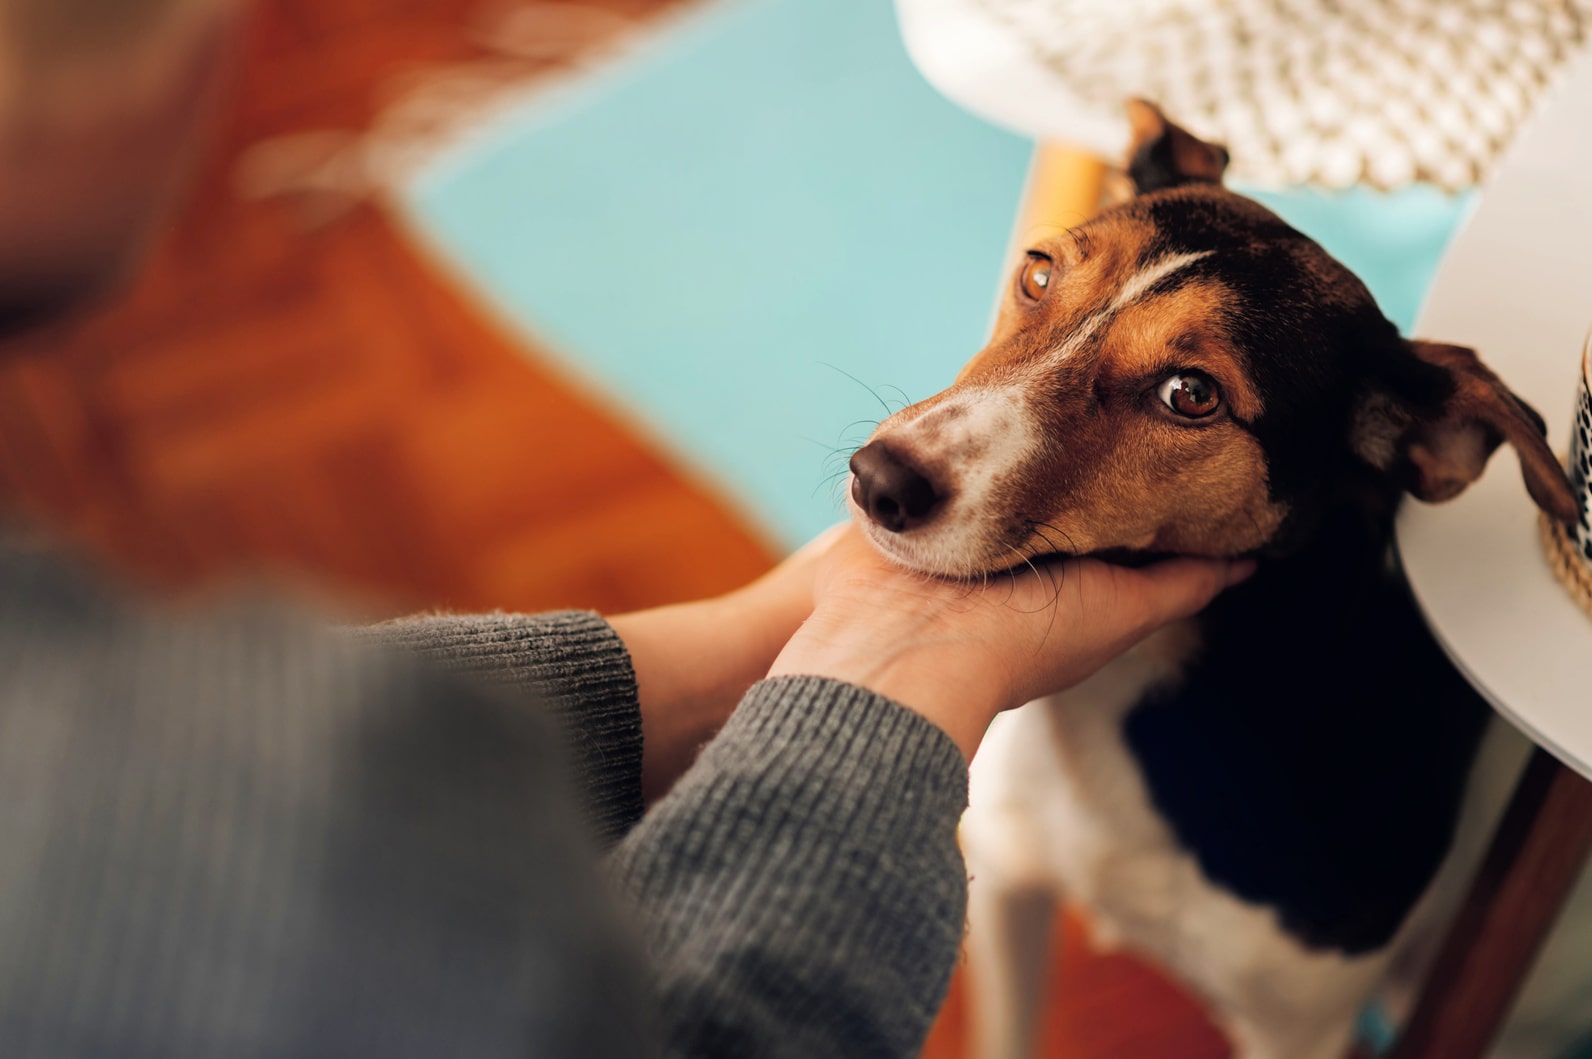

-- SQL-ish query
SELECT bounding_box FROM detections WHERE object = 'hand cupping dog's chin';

[768,525,1250,762]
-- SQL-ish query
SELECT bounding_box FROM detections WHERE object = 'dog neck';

[1121,463,1492,955]
[1254,459,1405,597]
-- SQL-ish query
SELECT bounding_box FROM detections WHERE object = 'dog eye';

[1017,254,1053,301]
[1157,372,1222,418]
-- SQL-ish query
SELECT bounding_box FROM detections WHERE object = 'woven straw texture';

[1540,512,1592,622]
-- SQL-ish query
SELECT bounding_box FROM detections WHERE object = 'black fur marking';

[1128,135,1187,194]
[1128,133,1231,194]
[1124,496,1490,955]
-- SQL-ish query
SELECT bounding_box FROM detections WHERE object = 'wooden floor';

[0,0,1229,1055]
[0,0,774,616]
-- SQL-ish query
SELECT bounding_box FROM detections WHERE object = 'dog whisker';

[812,468,854,503]
[997,541,1066,629]
[818,361,894,419]
[837,417,883,437]
[880,383,914,413]
[820,450,855,474]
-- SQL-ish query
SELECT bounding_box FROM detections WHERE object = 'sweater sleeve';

[363,611,644,843]
[0,558,652,1059]
[609,675,970,1059]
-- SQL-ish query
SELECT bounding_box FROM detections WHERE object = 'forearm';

[608,581,810,802]
[609,676,969,1058]
[768,617,1003,761]
[364,567,809,838]
[362,611,645,843]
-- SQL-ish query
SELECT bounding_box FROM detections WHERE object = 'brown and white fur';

[846,103,1585,1059]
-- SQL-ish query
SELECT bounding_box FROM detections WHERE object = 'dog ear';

[1124,99,1230,193]
[1352,340,1578,521]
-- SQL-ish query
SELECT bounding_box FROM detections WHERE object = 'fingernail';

[1223,559,1258,587]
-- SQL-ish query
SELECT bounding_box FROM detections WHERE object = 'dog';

[846,101,1584,1059]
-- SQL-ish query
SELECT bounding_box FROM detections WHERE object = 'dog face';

[849,102,1577,577]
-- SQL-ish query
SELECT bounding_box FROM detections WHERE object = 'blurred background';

[0,0,780,618]
[0,0,1499,1054]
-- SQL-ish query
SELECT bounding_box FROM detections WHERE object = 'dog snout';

[849,441,943,533]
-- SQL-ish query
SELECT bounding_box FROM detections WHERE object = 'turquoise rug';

[398,0,1473,550]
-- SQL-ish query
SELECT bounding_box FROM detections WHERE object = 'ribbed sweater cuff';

[611,675,969,1056]
[703,674,970,831]
[625,674,970,896]
[361,611,644,843]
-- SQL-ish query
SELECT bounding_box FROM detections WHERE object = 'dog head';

[848,101,1577,576]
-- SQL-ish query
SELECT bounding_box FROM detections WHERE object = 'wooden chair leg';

[1390,746,1592,1058]
[1015,142,1109,235]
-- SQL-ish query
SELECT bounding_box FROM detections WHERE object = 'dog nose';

[849,441,942,532]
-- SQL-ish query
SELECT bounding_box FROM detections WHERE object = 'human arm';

[362,610,649,843]
[610,524,1250,1057]
[0,550,651,1059]
[367,532,827,840]
[609,675,969,1059]
[605,529,828,801]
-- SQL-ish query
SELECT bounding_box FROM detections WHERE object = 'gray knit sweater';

[0,548,969,1058]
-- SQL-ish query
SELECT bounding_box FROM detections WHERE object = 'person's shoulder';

[0,540,650,1058]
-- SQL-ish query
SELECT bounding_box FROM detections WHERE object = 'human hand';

[608,527,841,801]
[767,524,1253,760]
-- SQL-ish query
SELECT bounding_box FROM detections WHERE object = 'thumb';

[790,521,852,562]
[1128,557,1256,627]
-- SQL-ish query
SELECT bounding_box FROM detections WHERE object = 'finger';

[789,521,851,562]
[1120,557,1256,626]
[820,521,924,578]
[742,525,856,611]
[765,524,853,587]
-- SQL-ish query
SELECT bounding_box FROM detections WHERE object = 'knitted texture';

[0,551,645,1058]
[364,610,644,843]
[968,0,1591,189]
[611,675,971,1059]
[2,549,978,1058]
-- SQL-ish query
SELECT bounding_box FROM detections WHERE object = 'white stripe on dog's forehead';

[1109,250,1212,312]
[1051,250,1213,363]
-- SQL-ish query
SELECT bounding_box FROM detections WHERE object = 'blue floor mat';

[399,0,1474,550]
